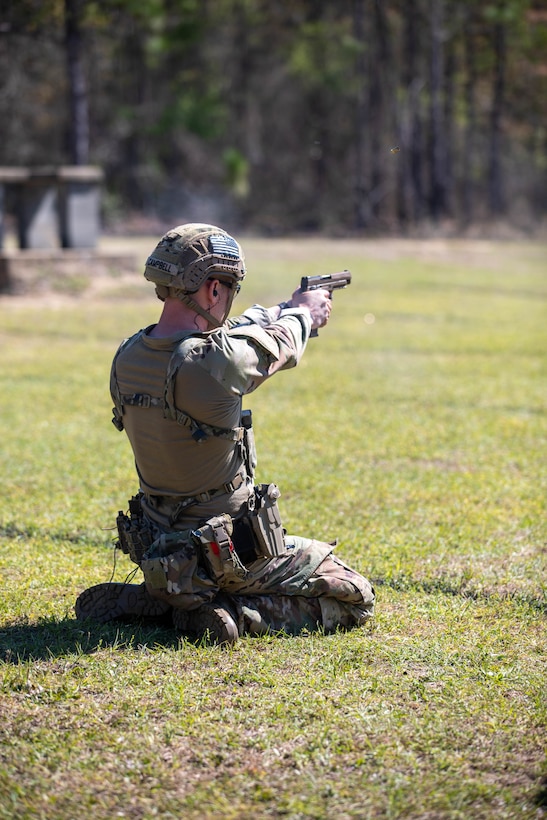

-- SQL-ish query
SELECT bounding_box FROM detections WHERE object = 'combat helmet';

[144,223,246,327]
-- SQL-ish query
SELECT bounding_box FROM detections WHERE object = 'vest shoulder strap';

[164,335,243,443]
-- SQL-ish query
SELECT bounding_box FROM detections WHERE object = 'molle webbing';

[167,408,244,444]
[121,393,163,409]
[163,336,244,443]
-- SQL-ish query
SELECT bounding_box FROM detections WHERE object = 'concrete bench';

[0,166,103,250]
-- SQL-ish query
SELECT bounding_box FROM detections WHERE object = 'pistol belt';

[146,469,247,525]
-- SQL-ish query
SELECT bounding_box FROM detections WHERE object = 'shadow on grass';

[0,616,307,663]
[534,776,547,809]
[0,615,182,663]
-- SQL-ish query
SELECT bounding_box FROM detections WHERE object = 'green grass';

[0,238,546,819]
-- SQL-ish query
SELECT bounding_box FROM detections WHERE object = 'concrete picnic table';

[0,165,103,250]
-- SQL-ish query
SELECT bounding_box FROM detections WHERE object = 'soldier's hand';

[290,287,332,330]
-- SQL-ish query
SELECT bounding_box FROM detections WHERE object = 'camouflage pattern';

[230,595,323,636]
[140,529,216,611]
[227,587,373,636]
[143,223,245,298]
[141,523,375,632]
[142,545,217,611]
[218,536,375,633]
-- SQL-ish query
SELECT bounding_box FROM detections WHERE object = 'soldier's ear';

[207,278,219,296]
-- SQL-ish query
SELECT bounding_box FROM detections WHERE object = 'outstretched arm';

[227,286,332,332]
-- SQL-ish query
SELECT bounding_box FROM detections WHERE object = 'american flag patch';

[209,234,240,259]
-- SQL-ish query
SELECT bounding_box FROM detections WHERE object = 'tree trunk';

[462,3,478,226]
[367,0,391,223]
[397,0,426,227]
[489,18,506,215]
[443,19,456,217]
[353,0,370,229]
[429,0,446,220]
[122,31,148,210]
[64,0,89,165]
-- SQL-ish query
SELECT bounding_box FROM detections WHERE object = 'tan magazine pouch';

[194,513,249,583]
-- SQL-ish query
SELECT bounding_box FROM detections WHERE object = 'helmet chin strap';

[180,291,236,329]
[180,293,220,328]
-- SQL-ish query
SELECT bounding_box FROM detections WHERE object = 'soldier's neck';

[148,297,208,338]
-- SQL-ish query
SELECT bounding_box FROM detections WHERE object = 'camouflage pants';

[145,532,375,636]
[227,554,374,635]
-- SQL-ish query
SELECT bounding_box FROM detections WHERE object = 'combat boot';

[172,598,239,645]
[75,582,172,624]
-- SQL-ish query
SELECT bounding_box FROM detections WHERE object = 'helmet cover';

[144,223,245,299]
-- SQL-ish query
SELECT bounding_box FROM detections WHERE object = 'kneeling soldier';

[75,223,375,644]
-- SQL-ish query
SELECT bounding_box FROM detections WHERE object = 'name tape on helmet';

[209,234,240,259]
[145,256,179,275]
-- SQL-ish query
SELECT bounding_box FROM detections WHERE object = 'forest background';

[1,0,546,238]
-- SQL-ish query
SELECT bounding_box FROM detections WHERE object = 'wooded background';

[1,0,546,235]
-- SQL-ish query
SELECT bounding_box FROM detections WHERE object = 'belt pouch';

[194,514,248,582]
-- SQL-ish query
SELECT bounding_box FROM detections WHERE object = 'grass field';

[0,237,545,819]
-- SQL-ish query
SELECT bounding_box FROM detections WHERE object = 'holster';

[232,483,287,562]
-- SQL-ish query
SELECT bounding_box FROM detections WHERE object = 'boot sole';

[75,583,171,624]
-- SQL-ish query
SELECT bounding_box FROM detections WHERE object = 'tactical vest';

[110,328,245,445]
[109,327,265,501]
[110,321,281,447]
